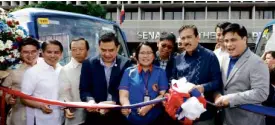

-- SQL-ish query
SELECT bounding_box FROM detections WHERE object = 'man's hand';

[121,104,131,116]
[214,93,222,102]
[215,95,230,107]
[40,104,53,114]
[162,93,170,106]
[7,95,16,105]
[98,101,116,115]
[86,100,98,112]
[190,85,204,93]
[138,105,153,116]
[121,108,131,116]
[65,109,74,119]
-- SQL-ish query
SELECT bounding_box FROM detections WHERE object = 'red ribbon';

[0,86,119,108]
[0,86,121,125]
[1,91,6,125]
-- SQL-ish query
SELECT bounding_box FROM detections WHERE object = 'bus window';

[255,25,273,56]
[114,26,129,57]
[36,16,120,65]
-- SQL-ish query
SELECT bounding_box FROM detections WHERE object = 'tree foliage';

[10,1,107,18]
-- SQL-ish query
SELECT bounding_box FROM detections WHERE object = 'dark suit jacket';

[80,55,132,104]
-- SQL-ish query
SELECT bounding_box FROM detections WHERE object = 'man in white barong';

[59,38,89,125]
[21,40,63,125]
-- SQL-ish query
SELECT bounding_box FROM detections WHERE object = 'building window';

[231,8,252,19]
[185,11,195,20]
[185,8,205,20]
[106,9,117,21]
[218,11,228,19]
[141,1,149,4]
[106,12,111,19]
[125,12,131,20]
[207,8,228,19]
[256,8,275,19]
[110,1,117,4]
[174,12,182,20]
[131,1,139,4]
[112,12,117,20]
[163,8,182,20]
[152,1,160,4]
[132,12,138,20]
[141,8,160,20]
[71,1,76,5]
[124,9,138,20]
[164,12,173,20]
[100,1,107,4]
[163,1,171,4]
[208,11,217,19]
[264,10,273,19]
[152,12,160,20]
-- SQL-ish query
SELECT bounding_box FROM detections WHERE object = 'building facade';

[2,1,275,51]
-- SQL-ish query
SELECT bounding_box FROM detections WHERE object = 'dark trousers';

[84,110,129,125]
[266,116,275,125]
[149,111,181,125]
[148,106,181,125]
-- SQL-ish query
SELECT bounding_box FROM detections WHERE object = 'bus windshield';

[255,25,273,56]
[36,16,127,65]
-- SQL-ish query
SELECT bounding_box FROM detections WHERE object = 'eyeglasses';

[139,51,153,56]
[161,44,173,50]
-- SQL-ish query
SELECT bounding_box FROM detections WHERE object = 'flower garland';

[0,8,28,70]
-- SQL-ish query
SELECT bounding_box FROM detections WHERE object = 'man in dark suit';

[80,32,132,125]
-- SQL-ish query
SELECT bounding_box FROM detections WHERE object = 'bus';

[255,20,275,56]
[10,8,130,65]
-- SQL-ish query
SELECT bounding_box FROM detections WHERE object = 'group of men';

[1,22,271,125]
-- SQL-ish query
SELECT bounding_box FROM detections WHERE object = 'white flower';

[5,40,13,49]
[5,55,11,60]
[16,29,25,37]
[0,40,5,51]
[0,56,4,62]
[6,40,13,45]
[0,15,7,21]
[9,57,15,62]
[15,52,20,58]
[12,49,20,58]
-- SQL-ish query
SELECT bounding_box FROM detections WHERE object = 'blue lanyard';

[142,71,150,96]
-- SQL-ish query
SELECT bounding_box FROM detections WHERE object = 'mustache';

[184,43,191,47]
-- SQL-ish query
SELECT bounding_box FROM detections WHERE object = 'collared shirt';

[155,51,169,70]
[214,48,229,68]
[227,57,239,78]
[99,57,116,101]
[226,48,248,78]
[119,65,168,125]
[59,58,85,125]
[21,59,62,125]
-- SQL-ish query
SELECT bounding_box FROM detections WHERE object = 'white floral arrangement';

[0,8,28,70]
